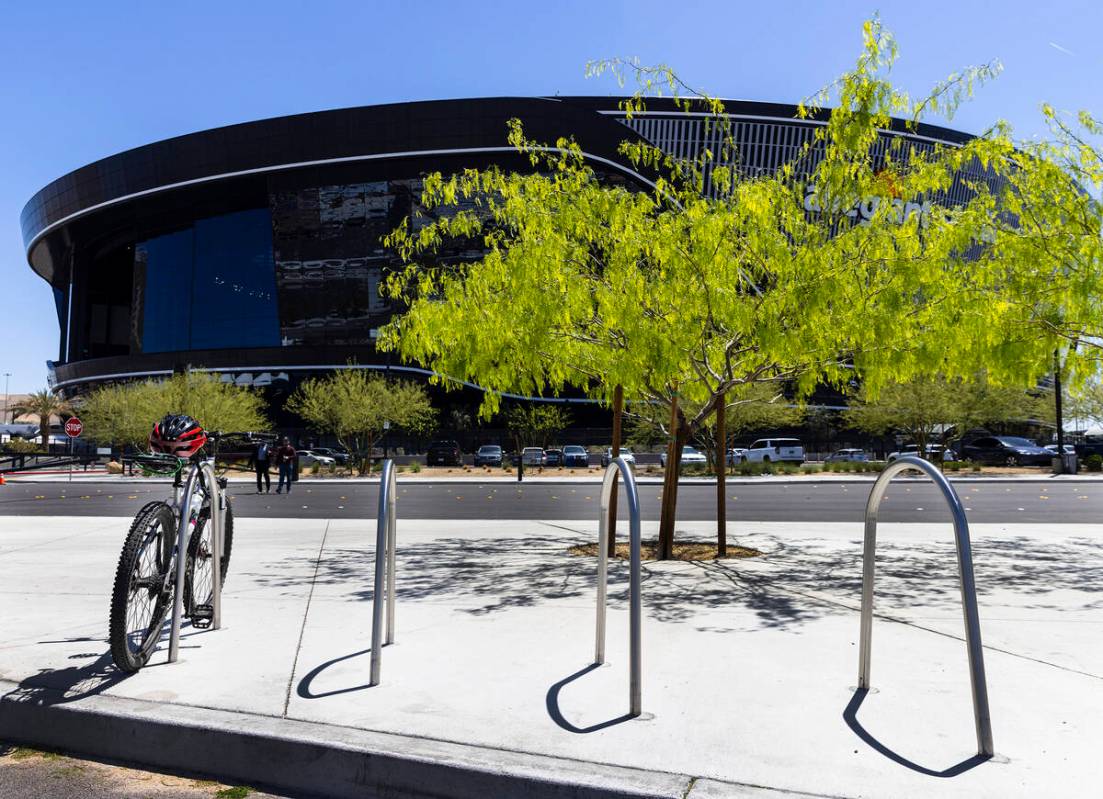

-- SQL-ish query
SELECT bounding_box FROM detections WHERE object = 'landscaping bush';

[310,461,320,474]
[409,462,422,473]
[1,438,43,454]
[1085,453,1103,472]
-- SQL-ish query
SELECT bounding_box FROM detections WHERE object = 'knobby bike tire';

[184,500,234,615]
[108,502,177,673]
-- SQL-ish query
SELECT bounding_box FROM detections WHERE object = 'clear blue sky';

[3,0,1100,393]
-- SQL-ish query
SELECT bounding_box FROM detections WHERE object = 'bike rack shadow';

[855,456,995,761]
[296,648,374,699]
[545,664,635,733]
[547,457,643,729]
[843,688,991,777]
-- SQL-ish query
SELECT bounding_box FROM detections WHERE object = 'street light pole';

[3,372,10,424]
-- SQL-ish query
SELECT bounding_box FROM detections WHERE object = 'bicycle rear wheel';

[185,500,234,620]
[108,502,177,672]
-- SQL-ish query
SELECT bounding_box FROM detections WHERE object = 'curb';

[0,679,818,799]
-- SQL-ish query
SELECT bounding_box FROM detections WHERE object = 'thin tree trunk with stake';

[658,391,683,560]
[716,392,727,557]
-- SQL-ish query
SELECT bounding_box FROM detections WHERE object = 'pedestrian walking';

[253,439,271,493]
[274,437,297,494]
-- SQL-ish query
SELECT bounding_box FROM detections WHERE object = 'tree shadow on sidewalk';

[240,529,1103,633]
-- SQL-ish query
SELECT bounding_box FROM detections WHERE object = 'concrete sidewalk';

[1,516,1100,797]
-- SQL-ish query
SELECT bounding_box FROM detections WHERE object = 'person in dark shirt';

[274,437,297,495]
[253,440,271,493]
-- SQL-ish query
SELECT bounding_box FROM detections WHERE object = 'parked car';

[427,439,463,466]
[660,446,709,467]
[563,445,590,467]
[1045,444,1076,456]
[959,436,1052,466]
[601,447,636,467]
[544,448,565,467]
[474,444,503,466]
[297,450,336,468]
[887,444,957,463]
[521,447,545,466]
[726,447,748,465]
[825,448,868,462]
[311,447,349,465]
[743,438,805,464]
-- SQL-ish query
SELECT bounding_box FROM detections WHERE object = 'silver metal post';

[203,462,223,631]
[168,467,200,663]
[385,464,397,645]
[859,455,994,756]
[370,459,397,685]
[594,458,642,717]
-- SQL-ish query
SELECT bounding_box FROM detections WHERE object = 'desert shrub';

[1084,454,1102,472]
[1,438,43,454]
[409,462,422,473]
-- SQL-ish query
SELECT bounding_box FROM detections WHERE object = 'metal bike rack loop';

[859,455,994,756]
[594,457,643,717]
[168,460,224,662]
[370,459,398,685]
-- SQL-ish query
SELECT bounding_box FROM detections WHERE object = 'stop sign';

[64,417,83,438]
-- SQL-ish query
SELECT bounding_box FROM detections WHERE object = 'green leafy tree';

[504,405,571,450]
[287,370,434,473]
[380,20,1049,557]
[844,375,1045,457]
[80,373,267,449]
[12,389,71,445]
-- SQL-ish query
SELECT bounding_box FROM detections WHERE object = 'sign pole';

[64,416,83,483]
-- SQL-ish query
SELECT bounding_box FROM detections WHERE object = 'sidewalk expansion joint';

[282,519,330,718]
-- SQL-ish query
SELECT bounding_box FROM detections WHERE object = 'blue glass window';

[136,209,279,353]
[190,210,280,349]
[138,228,193,353]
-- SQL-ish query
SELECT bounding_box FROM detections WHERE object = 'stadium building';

[21,97,989,445]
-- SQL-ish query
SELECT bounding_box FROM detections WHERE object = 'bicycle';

[108,429,275,672]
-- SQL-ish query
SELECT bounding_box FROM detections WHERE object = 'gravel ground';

[0,744,289,798]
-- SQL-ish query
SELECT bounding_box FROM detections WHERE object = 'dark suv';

[959,436,1052,466]
[427,440,463,466]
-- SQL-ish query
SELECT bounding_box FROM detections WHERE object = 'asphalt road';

[0,479,1100,523]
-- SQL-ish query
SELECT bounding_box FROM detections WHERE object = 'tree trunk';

[657,395,687,560]
[716,393,727,558]
[608,384,623,556]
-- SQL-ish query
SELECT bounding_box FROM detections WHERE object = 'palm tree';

[12,389,71,446]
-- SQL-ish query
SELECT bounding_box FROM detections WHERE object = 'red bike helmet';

[149,414,208,458]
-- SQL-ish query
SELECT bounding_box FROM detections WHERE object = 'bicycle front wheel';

[109,502,177,672]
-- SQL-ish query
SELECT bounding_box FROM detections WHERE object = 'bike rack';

[370,459,398,685]
[859,455,994,757]
[594,457,643,717]
[168,460,224,663]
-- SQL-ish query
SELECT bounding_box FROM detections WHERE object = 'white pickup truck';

[742,438,805,464]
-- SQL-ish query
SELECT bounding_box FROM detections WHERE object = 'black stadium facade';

[22,96,990,437]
